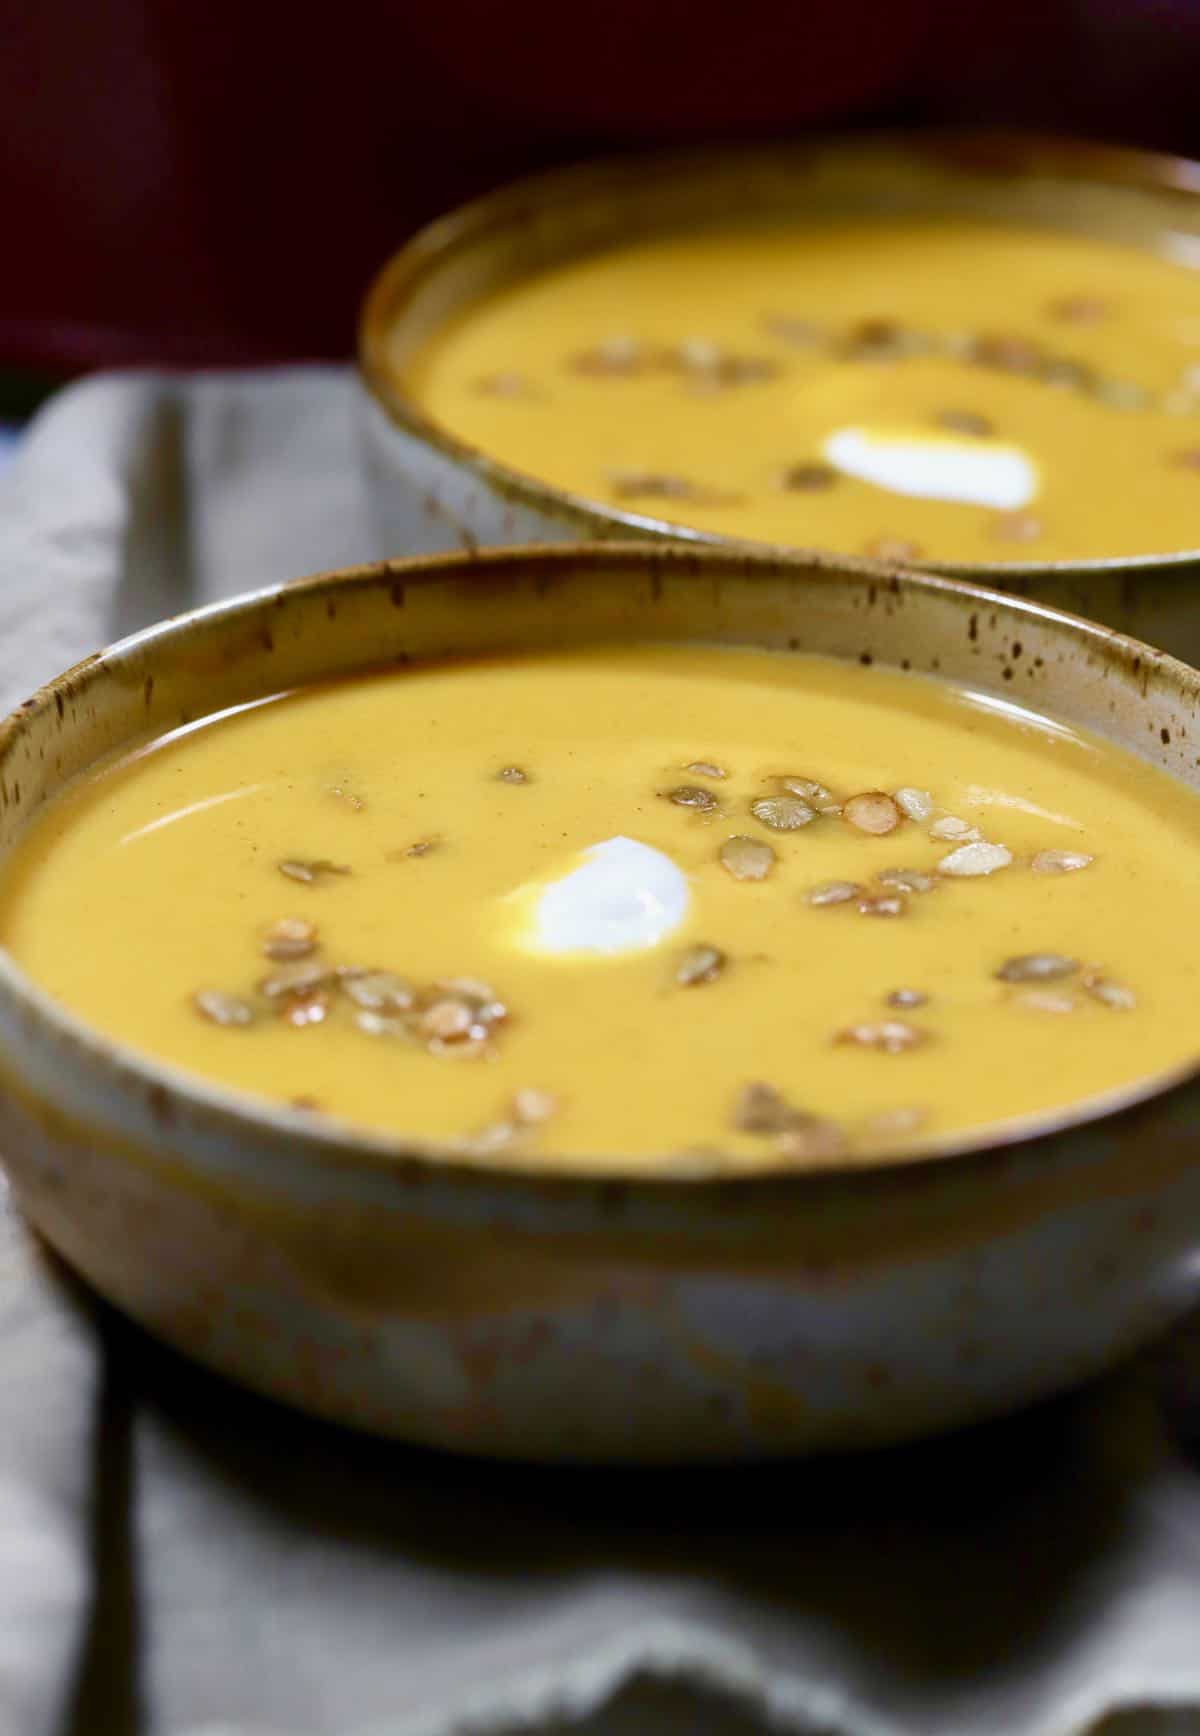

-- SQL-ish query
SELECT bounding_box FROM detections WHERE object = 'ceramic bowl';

[2,543,1200,1460]
[359,130,1200,663]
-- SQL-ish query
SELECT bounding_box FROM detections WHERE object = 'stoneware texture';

[1,543,1200,1461]
[360,131,1200,663]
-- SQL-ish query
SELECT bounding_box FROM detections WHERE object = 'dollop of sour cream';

[823,426,1038,511]
[507,836,690,957]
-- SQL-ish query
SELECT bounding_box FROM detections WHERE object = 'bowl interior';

[360,132,1200,579]
[2,542,1200,1187]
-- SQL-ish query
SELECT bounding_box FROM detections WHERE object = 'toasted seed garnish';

[774,774,838,811]
[1093,378,1148,411]
[732,1081,797,1134]
[864,536,924,563]
[1047,294,1108,325]
[762,313,826,346]
[343,970,415,1012]
[453,1119,521,1157]
[970,332,1043,374]
[1043,356,1097,392]
[673,336,722,373]
[719,834,776,881]
[806,879,863,907]
[670,342,779,388]
[935,408,994,437]
[609,469,691,498]
[193,989,256,1027]
[278,858,350,884]
[719,354,779,385]
[432,979,507,1027]
[996,953,1079,983]
[857,893,907,918]
[663,784,719,813]
[1031,849,1094,875]
[609,470,743,506]
[937,840,1012,876]
[473,370,541,399]
[839,316,912,360]
[675,943,727,987]
[497,765,530,784]
[262,917,317,961]
[279,990,331,1027]
[1082,971,1137,1010]
[419,998,476,1042]
[778,460,838,491]
[1018,988,1078,1015]
[774,1117,848,1163]
[258,961,333,999]
[861,1105,927,1140]
[428,1032,490,1060]
[725,1083,850,1166]
[435,975,500,1004]
[895,787,934,822]
[887,987,928,1009]
[877,866,937,894]
[843,791,901,835]
[836,1020,928,1053]
[569,335,650,376]
[684,760,728,780]
[512,1087,559,1126]
[991,510,1043,543]
[353,1009,412,1038]
[928,815,977,841]
[750,793,816,831]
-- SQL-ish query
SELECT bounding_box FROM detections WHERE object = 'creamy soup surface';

[405,220,1200,564]
[3,645,1199,1171]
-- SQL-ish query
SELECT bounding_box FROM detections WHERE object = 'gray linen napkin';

[3,371,1200,1736]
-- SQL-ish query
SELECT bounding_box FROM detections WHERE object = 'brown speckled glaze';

[359,131,1200,664]
[2,544,1200,1459]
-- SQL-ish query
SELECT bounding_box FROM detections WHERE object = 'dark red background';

[5,0,1200,371]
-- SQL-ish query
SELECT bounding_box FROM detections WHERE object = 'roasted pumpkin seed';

[1082,971,1137,1010]
[1031,849,1094,875]
[750,794,815,831]
[675,943,727,987]
[193,990,256,1027]
[856,893,907,918]
[278,858,350,884]
[995,953,1079,983]
[262,917,317,961]
[806,879,863,907]
[938,840,1012,876]
[343,971,415,1012]
[835,1020,928,1053]
[886,988,928,1009]
[663,784,719,813]
[843,791,901,836]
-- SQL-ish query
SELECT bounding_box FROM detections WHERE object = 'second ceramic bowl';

[360,130,1200,662]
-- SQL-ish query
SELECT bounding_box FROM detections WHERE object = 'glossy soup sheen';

[406,220,1200,565]
[2,645,1199,1172]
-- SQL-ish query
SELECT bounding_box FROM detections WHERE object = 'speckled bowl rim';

[360,128,1200,582]
[1,543,1199,1206]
